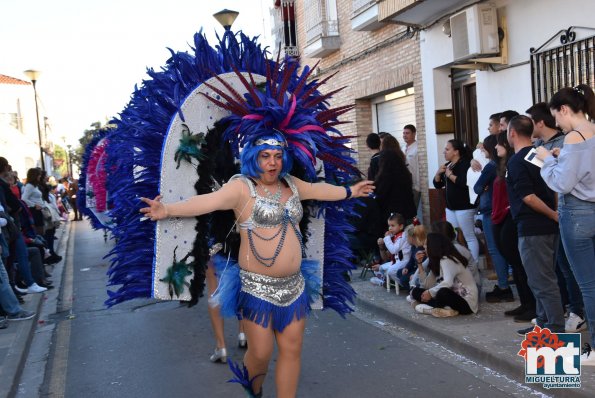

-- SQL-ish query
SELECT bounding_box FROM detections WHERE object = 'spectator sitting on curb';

[411,233,479,318]
[430,221,481,294]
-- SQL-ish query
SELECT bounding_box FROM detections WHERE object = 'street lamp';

[213,9,239,31]
[23,69,45,172]
[66,144,73,178]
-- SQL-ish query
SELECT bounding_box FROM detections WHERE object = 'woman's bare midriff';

[235,186,303,277]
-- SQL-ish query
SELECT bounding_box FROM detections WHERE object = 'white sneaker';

[581,352,595,366]
[14,285,27,294]
[432,308,459,318]
[27,283,47,294]
[415,304,434,315]
[369,277,383,286]
[565,312,587,333]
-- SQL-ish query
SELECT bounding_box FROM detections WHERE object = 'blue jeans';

[0,258,21,316]
[558,194,595,344]
[13,234,35,286]
[483,213,509,289]
[556,240,584,316]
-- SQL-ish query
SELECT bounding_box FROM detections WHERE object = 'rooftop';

[0,74,31,85]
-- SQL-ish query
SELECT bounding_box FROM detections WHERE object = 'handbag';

[0,211,20,243]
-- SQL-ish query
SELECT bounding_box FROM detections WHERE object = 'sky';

[0,0,274,147]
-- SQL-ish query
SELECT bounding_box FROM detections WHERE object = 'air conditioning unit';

[450,4,499,61]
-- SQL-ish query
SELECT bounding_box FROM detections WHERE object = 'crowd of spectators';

[0,156,76,329]
[357,84,595,366]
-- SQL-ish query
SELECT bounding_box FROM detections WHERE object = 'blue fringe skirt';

[210,255,321,332]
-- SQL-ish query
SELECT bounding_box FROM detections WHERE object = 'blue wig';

[240,132,293,179]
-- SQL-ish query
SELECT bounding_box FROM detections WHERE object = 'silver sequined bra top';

[231,175,303,230]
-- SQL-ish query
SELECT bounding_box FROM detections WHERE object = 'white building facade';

[0,73,54,177]
[391,0,595,188]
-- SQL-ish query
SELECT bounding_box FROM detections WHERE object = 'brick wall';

[294,0,430,222]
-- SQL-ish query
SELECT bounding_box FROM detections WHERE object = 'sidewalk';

[0,221,70,398]
[352,275,595,398]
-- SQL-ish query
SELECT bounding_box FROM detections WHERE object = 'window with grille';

[531,32,595,104]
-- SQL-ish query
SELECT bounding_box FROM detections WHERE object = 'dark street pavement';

[35,221,525,398]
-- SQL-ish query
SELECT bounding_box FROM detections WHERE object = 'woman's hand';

[349,180,375,198]
[421,290,432,302]
[139,195,168,221]
[402,268,409,276]
[535,146,552,161]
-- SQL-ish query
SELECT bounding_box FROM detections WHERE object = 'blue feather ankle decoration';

[227,360,264,398]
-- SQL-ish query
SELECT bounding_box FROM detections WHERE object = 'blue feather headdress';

[202,60,359,181]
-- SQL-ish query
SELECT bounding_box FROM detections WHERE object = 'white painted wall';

[0,82,44,176]
[420,0,595,188]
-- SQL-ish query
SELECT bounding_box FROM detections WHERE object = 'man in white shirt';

[402,124,422,221]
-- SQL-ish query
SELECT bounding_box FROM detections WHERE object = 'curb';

[4,290,43,398]
[355,294,592,398]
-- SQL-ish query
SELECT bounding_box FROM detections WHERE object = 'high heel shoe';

[238,332,247,349]
[209,347,227,363]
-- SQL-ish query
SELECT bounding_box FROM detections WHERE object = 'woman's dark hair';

[495,131,513,178]
[430,220,456,242]
[366,133,380,150]
[380,135,406,164]
[426,232,468,275]
[482,134,498,160]
[388,212,405,225]
[549,84,595,119]
[447,138,472,160]
[489,113,501,123]
[26,168,41,187]
[375,150,412,189]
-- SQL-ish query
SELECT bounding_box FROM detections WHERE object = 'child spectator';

[411,233,479,318]
[371,213,412,288]
[394,225,420,290]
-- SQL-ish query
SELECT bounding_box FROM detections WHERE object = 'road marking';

[46,220,76,397]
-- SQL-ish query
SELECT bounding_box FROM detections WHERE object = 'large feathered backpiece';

[103,30,360,317]
[78,129,112,231]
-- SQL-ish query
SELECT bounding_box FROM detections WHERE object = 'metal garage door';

[375,91,416,147]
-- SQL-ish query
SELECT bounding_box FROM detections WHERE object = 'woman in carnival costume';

[101,30,372,397]
[142,132,373,397]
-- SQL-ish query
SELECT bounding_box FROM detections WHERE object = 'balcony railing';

[306,19,339,44]
[352,0,378,16]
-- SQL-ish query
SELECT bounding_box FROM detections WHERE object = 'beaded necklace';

[259,179,282,202]
[247,179,306,267]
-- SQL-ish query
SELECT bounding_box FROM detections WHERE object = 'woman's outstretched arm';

[140,179,243,221]
[292,176,374,201]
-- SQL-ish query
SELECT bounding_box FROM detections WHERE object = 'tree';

[53,145,69,177]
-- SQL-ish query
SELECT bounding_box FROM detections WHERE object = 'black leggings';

[411,287,473,315]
